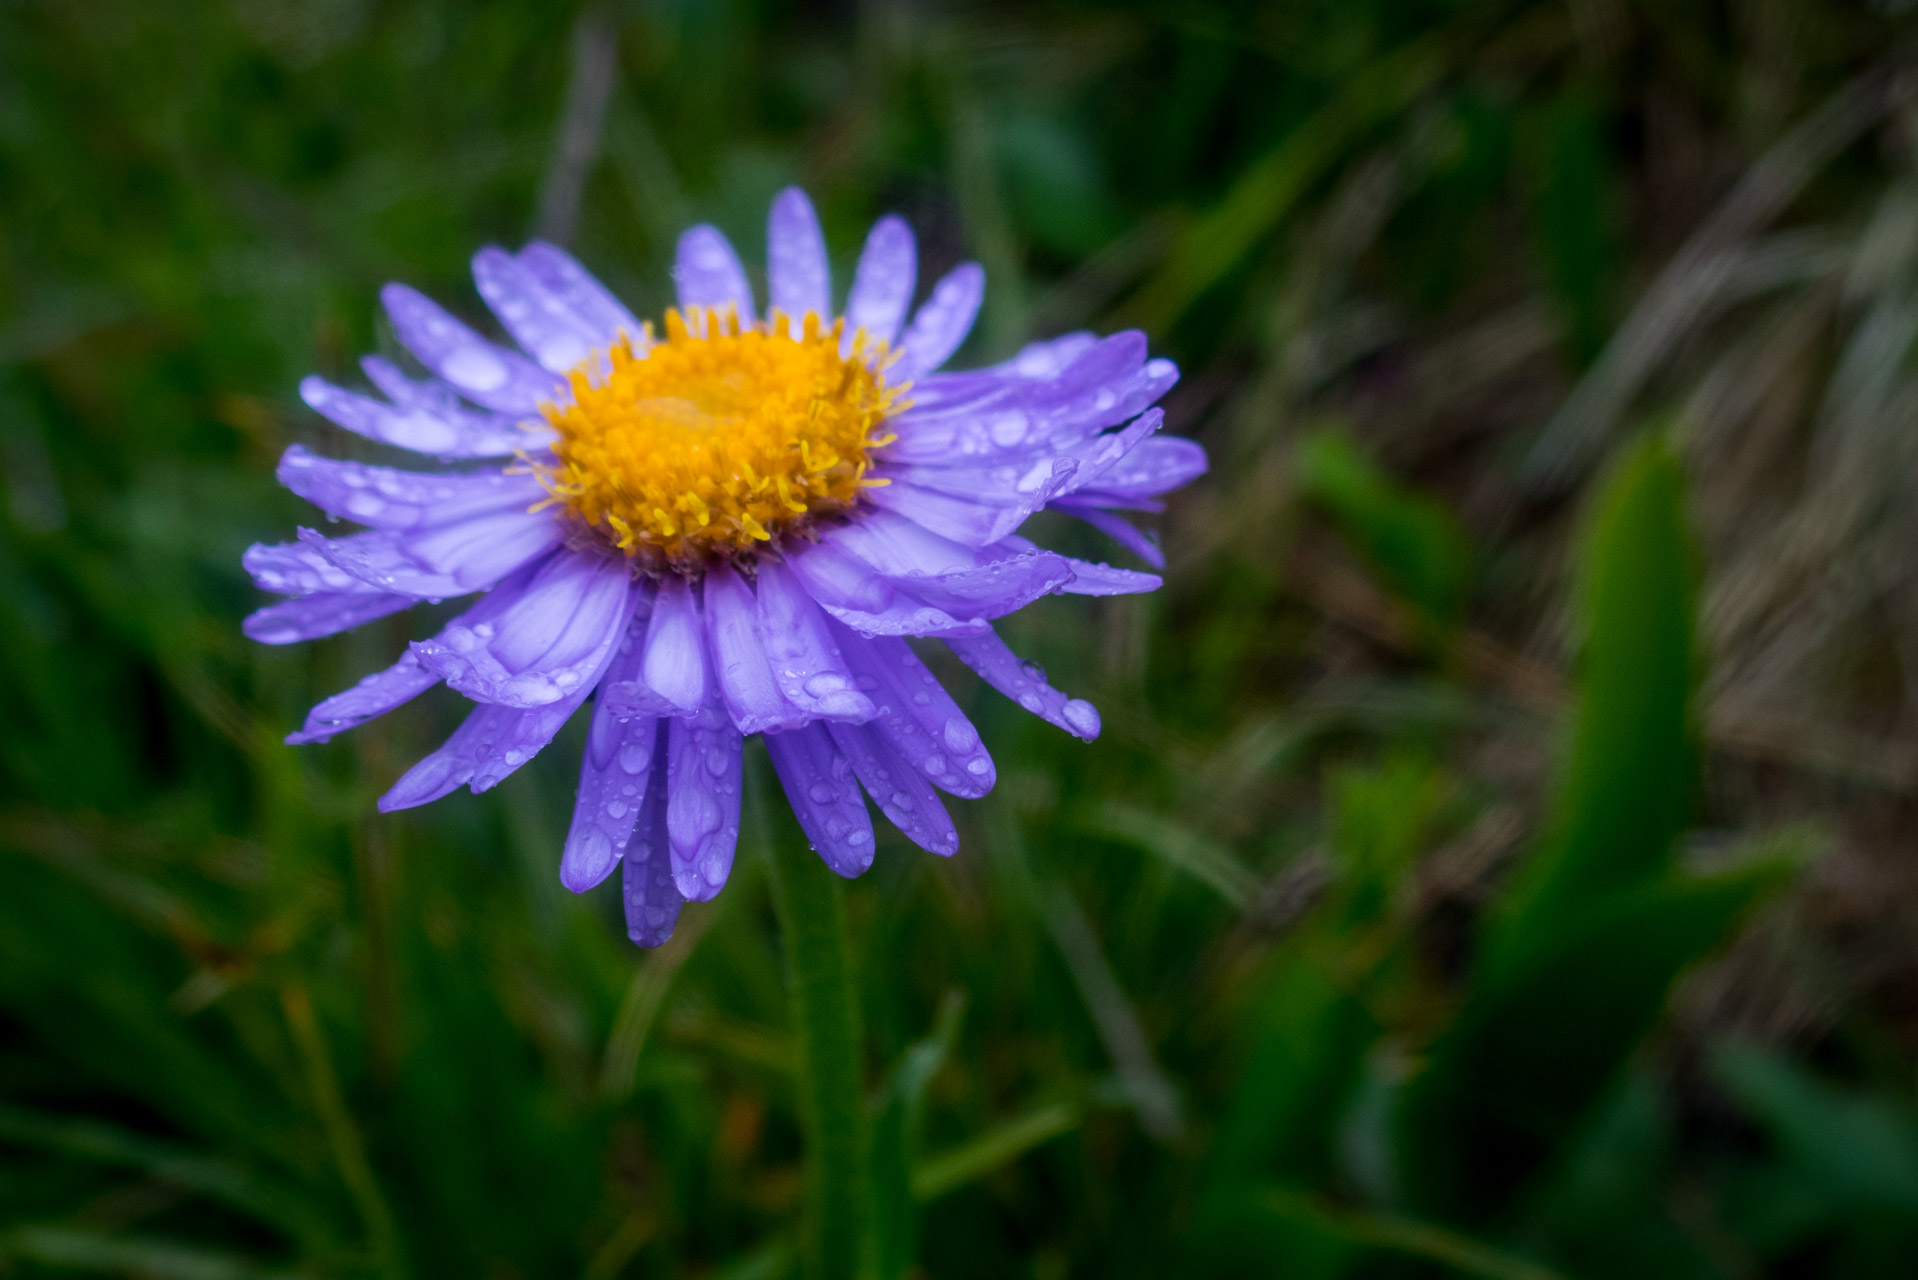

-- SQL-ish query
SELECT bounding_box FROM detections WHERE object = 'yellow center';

[536,308,903,569]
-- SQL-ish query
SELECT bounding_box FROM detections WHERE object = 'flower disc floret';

[538,307,902,568]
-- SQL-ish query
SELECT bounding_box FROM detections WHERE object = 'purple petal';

[944,627,1100,740]
[791,541,983,637]
[753,560,878,721]
[765,722,875,877]
[845,215,916,347]
[600,585,706,720]
[863,467,1076,547]
[830,625,995,797]
[276,446,543,530]
[518,241,642,346]
[1050,501,1164,569]
[1076,434,1209,499]
[819,509,981,576]
[642,575,709,715]
[705,563,806,734]
[287,650,439,744]
[378,685,594,812]
[826,720,958,856]
[380,283,563,415]
[561,711,661,893]
[244,590,412,645]
[623,743,686,946]
[472,246,603,374]
[300,507,564,598]
[893,263,984,381]
[674,225,755,324]
[666,699,744,901]
[411,552,635,708]
[767,187,831,325]
[1054,557,1162,596]
[884,356,1177,466]
[244,538,368,595]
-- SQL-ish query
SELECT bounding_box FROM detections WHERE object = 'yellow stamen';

[536,307,906,569]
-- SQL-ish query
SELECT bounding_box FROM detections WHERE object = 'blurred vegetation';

[6,0,1918,1276]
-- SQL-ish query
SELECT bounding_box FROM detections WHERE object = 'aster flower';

[246,188,1206,946]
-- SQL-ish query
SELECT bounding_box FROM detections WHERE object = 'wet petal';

[826,720,958,856]
[944,627,1100,740]
[276,445,543,530]
[753,560,878,721]
[411,552,635,708]
[830,625,995,797]
[765,722,875,877]
[642,575,709,715]
[243,590,413,645]
[767,187,831,327]
[561,712,661,893]
[1075,434,1209,499]
[674,225,755,325]
[472,246,604,374]
[1049,501,1164,569]
[845,215,916,347]
[518,241,643,345]
[705,562,806,734]
[893,262,984,381]
[301,507,564,597]
[378,686,594,811]
[380,283,563,414]
[623,742,686,946]
[666,699,744,901]
[287,650,438,744]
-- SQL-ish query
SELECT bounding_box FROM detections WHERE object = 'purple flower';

[247,188,1205,946]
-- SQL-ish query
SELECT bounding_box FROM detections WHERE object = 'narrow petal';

[765,722,875,878]
[767,187,831,326]
[623,743,686,946]
[276,445,543,530]
[642,575,709,715]
[299,376,524,458]
[830,625,995,797]
[301,507,564,598]
[863,467,1076,547]
[601,585,712,720]
[412,552,635,707]
[244,590,412,645]
[893,263,984,381]
[666,700,744,901]
[705,563,806,734]
[1075,435,1209,499]
[845,215,917,347]
[378,685,593,811]
[753,560,878,721]
[1050,501,1164,569]
[472,246,603,374]
[561,712,661,893]
[287,650,439,744]
[380,283,563,415]
[518,241,643,345]
[674,225,755,324]
[792,540,985,638]
[1053,557,1162,596]
[244,538,369,595]
[943,627,1101,740]
[827,720,958,856]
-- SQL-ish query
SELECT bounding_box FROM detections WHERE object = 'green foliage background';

[4,1,1918,1276]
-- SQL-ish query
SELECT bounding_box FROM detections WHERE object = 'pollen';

[535,308,904,570]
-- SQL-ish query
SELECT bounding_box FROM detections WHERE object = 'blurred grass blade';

[1254,1187,1572,1280]
[871,990,966,1279]
[766,835,870,1280]
[0,1225,312,1280]
[1084,803,1259,909]
[911,1100,1084,1203]
[1125,40,1444,329]
[0,1105,335,1248]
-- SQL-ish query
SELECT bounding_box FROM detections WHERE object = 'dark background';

[5,1,1918,1276]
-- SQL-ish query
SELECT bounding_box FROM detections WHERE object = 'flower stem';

[766,831,870,1280]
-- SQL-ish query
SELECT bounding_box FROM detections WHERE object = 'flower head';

[246,188,1206,946]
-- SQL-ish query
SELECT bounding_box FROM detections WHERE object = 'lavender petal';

[826,720,958,857]
[472,246,603,374]
[561,712,660,893]
[893,263,984,381]
[705,563,806,734]
[944,627,1101,740]
[287,649,439,744]
[276,445,542,530]
[665,699,744,902]
[380,283,563,415]
[674,225,755,325]
[845,215,916,347]
[765,722,876,878]
[1050,501,1165,569]
[767,187,831,326]
[830,624,995,797]
[752,560,878,721]
[244,590,413,646]
[519,241,643,346]
[623,742,686,946]
[642,575,709,715]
